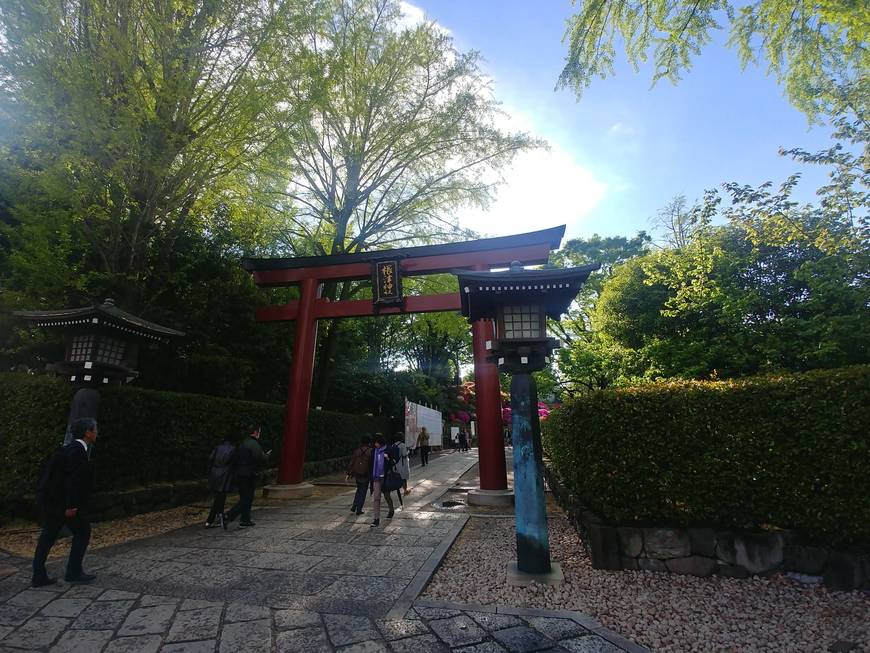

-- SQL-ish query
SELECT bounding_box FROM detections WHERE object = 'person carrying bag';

[346,435,373,515]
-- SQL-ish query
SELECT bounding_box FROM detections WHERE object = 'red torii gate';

[242,225,566,499]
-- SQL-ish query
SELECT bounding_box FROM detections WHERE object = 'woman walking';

[205,434,237,529]
[369,434,394,528]
[393,433,411,496]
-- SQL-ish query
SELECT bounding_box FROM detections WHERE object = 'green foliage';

[325,368,447,418]
[0,373,387,504]
[542,366,870,546]
[391,275,471,383]
[0,0,308,399]
[549,233,652,393]
[559,115,869,385]
[559,1,869,121]
[0,0,308,304]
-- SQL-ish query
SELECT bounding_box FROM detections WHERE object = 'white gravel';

[422,515,870,653]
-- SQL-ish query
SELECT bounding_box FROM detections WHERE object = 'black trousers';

[420,446,430,466]
[226,476,256,524]
[207,491,227,524]
[32,511,91,580]
[352,479,368,512]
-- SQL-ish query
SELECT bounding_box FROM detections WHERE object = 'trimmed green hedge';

[0,372,388,502]
[542,366,870,547]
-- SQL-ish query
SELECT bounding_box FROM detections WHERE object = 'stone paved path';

[0,451,643,652]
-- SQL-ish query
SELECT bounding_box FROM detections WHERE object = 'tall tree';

[650,195,702,249]
[0,0,311,308]
[272,0,540,403]
[559,1,869,121]
[548,233,651,393]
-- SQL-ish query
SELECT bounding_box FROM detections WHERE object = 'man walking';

[225,425,267,528]
[32,418,98,586]
[416,427,430,466]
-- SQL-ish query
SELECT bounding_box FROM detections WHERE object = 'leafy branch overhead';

[559,0,869,120]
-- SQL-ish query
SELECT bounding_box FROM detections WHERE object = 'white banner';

[404,398,443,448]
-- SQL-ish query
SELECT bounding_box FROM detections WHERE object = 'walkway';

[0,451,643,652]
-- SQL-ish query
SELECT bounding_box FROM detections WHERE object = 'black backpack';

[385,443,401,468]
[350,447,371,476]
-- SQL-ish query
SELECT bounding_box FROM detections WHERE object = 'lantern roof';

[454,262,600,322]
[14,298,185,342]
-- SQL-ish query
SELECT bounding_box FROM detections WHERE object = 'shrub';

[542,366,870,547]
[0,372,388,503]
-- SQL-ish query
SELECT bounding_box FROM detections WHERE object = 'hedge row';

[0,372,388,502]
[542,366,870,547]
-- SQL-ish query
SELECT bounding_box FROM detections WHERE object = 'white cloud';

[608,121,636,136]
[492,103,537,135]
[398,2,450,34]
[455,146,607,240]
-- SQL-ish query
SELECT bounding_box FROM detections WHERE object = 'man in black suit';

[32,417,98,587]
[224,424,267,528]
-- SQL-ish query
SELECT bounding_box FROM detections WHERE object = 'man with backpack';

[32,418,99,587]
[346,435,373,515]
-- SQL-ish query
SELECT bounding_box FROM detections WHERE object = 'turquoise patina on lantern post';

[454,261,598,582]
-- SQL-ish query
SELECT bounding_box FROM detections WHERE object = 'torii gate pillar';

[266,277,319,498]
[468,317,513,506]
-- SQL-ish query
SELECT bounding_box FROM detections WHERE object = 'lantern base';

[467,488,514,507]
[263,483,314,499]
[506,561,564,587]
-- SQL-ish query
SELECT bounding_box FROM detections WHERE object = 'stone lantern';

[454,261,598,584]
[15,298,184,442]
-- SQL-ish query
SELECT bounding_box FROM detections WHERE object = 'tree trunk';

[312,280,353,408]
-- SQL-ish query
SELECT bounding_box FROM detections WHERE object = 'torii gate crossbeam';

[243,225,566,497]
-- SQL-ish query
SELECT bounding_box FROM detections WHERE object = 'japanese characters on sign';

[373,260,403,305]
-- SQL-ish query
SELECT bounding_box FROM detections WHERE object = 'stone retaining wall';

[1,455,351,524]
[545,466,869,592]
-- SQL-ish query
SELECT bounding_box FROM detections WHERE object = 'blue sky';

[404,1,836,243]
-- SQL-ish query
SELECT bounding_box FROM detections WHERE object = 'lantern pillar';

[265,276,320,499]
[509,371,551,574]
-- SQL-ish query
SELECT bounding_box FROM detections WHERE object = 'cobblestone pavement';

[0,452,642,652]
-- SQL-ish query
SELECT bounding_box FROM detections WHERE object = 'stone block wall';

[3,456,352,525]
[545,466,868,591]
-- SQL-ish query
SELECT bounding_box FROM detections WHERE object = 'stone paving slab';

[0,450,644,652]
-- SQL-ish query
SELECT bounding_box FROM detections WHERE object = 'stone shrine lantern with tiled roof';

[453,260,599,583]
[455,261,599,373]
[15,298,184,385]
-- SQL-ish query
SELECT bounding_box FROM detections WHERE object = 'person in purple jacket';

[369,434,395,528]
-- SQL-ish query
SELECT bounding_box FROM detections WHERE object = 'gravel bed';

[422,514,870,653]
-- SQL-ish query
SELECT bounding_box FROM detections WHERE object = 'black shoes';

[355,510,364,515]
[32,576,57,588]
[65,573,97,584]
[239,521,255,528]
[370,519,380,528]
[206,513,227,529]
[386,510,394,519]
